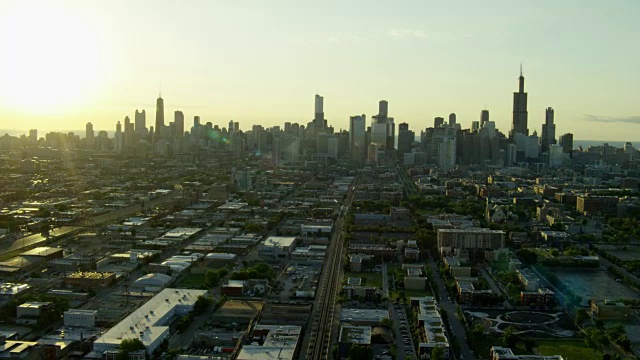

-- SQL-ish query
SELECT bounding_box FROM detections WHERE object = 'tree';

[119,338,145,360]
[575,309,590,326]
[380,318,393,328]
[502,326,518,348]
[347,344,373,360]
[204,270,220,287]
[431,346,446,360]
[193,295,213,314]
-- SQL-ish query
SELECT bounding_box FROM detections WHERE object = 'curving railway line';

[304,177,356,360]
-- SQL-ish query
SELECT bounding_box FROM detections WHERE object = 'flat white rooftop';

[92,288,207,353]
[261,236,297,248]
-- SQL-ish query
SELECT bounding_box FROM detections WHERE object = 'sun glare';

[0,4,104,114]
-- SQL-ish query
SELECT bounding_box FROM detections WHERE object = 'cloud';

[585,115,640,124]
[387,29,429,39]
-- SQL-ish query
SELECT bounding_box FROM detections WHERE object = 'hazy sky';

[0,0,639,140]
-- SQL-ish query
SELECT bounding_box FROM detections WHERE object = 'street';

[427,256,474,360]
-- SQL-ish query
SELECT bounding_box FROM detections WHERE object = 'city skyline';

[0,0,639,141]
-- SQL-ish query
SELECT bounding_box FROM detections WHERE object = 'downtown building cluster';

[13,70,637,174]
[76,70,583,171]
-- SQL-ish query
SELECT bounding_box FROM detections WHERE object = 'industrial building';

[90,288,207,357]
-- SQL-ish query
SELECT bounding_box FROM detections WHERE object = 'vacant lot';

[536,339,602,360]
[345,271,383,288]
[554,269,638,304]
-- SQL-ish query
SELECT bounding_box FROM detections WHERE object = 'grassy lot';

[175,273,206,289]
[535,339,602,360]
[390,288,433,301]
[345,271,383,288]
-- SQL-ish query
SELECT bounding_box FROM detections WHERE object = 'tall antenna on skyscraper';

[520,62,523,77]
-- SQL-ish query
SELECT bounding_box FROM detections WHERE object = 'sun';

[0,3,105,114]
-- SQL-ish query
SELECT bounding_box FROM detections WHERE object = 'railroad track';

[305,178,356,360]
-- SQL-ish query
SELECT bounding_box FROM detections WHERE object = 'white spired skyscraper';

[349,114,366,162]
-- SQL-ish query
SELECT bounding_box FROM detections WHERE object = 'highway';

[303,177,356,360]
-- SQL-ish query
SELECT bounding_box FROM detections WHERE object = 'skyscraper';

[115,121,124,153]
[434,117,445,128]
[449,113,457,127]
[559,133,574,158]
[153,96,164,144]
[86,122,94,148]
[397,122,414,156]
[174,111,184,138]
[28,129,37,142]
[349,114,366,161]
[510,66,529,139]
[480,110,489,128]
[372,100,395,150]
[540,107,556,152]
[135,110,146,134]
[313,94,326,130]
[378,100,388,118]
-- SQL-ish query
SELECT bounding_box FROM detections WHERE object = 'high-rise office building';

[510,67,529,138]
[115,121,124,153]
[378,100,388,118]
[313,94,326,130]
[559,133,573,158]
[349,115,366,162]
[371,100,395,150]
[153,96,164,143]
[449,113,457,127]
[175,111,184,138]
[434,117,445,128]
[28,129,37,142]
[540,107,556,152]
[397,122,414,156]
[480,110,490,128]
[135,110,146,134]
[85,122,94,148]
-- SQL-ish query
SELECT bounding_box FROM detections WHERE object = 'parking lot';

[391,303,416,360]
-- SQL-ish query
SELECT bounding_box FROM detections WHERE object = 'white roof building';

[92,288,207,355]
[236,324,301,360]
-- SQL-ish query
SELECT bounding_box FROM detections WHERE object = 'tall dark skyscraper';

[349,114,366,161]
[559,133,573,157]
[378,100,388,118]
[434,117,445,128]
[540,107,556,152]
[480,110,489,128]
[86,122,94,148]
[153,96,164,144]
[135,109,146,134]
[175,111,184,138]
[510,66,529,139]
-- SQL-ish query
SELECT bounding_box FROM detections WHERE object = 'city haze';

[0,0,639,141]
